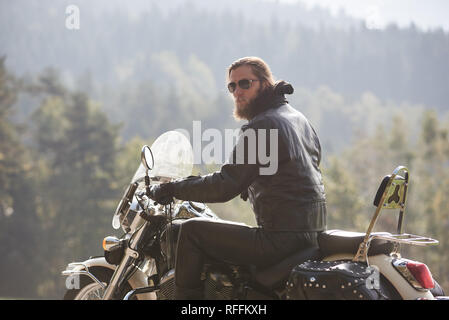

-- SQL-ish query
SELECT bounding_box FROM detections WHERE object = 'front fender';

[62,256,156,299]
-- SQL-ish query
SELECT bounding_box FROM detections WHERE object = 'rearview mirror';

[141,145,154,171]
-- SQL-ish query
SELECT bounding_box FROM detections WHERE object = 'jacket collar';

[245,80,294,121]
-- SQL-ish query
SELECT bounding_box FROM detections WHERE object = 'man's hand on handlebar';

[147,183,175,206]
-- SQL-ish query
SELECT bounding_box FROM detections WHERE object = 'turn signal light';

[102,236,120,251]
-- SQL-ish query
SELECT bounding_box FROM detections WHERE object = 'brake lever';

[135,191,150,210]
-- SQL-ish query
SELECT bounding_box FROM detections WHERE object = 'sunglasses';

[227,79,260,93]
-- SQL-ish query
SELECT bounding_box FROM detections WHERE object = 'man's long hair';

[227,56,276,89]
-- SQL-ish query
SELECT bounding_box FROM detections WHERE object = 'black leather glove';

[148,183,175,205]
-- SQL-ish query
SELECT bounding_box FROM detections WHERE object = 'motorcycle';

[62,130,447,300]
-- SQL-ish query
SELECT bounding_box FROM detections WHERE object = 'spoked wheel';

[63,267,133,300]
[73,280,107,300]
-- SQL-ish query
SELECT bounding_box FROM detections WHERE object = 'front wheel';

[63,267,133,300]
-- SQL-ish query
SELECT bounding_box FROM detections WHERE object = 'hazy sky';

[276,0,449,31]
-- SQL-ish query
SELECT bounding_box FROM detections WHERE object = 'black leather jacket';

[171,95,326,231]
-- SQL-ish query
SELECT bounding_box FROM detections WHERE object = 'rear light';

[393,259,435,291]
[406,262,434,289]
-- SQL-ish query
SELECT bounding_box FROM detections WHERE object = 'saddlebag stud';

[286,260,387,300]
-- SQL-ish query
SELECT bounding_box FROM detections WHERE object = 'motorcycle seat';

[318,229,395,257]
[252,246,321,291]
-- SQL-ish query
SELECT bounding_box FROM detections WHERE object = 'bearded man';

[149,56,327,299]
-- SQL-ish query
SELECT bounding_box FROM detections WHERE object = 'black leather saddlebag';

[286,260,388,300]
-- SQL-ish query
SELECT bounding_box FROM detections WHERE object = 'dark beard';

[233,87,263,121]
[233,86,285,121]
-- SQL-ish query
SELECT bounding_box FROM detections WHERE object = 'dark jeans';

[174,217,319,299]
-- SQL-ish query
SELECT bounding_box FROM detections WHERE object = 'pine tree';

[0,57,40,297]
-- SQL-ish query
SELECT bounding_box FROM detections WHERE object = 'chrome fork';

[102,214,147,300]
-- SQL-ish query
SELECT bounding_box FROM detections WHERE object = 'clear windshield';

[112,131,194,230]
[131,130,194,184]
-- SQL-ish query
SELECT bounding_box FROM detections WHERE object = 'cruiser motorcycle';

[62,131,447,300]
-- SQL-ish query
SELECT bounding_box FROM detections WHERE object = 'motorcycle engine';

[204,271,234,300]
[157,269,175,300]
[156,268,234,300]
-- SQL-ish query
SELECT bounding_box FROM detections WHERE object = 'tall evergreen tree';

[30,74,122,297]
[0,57,40,297]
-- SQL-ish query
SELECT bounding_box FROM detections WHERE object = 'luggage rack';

[353,166,439,262]
[370,233,439,246]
